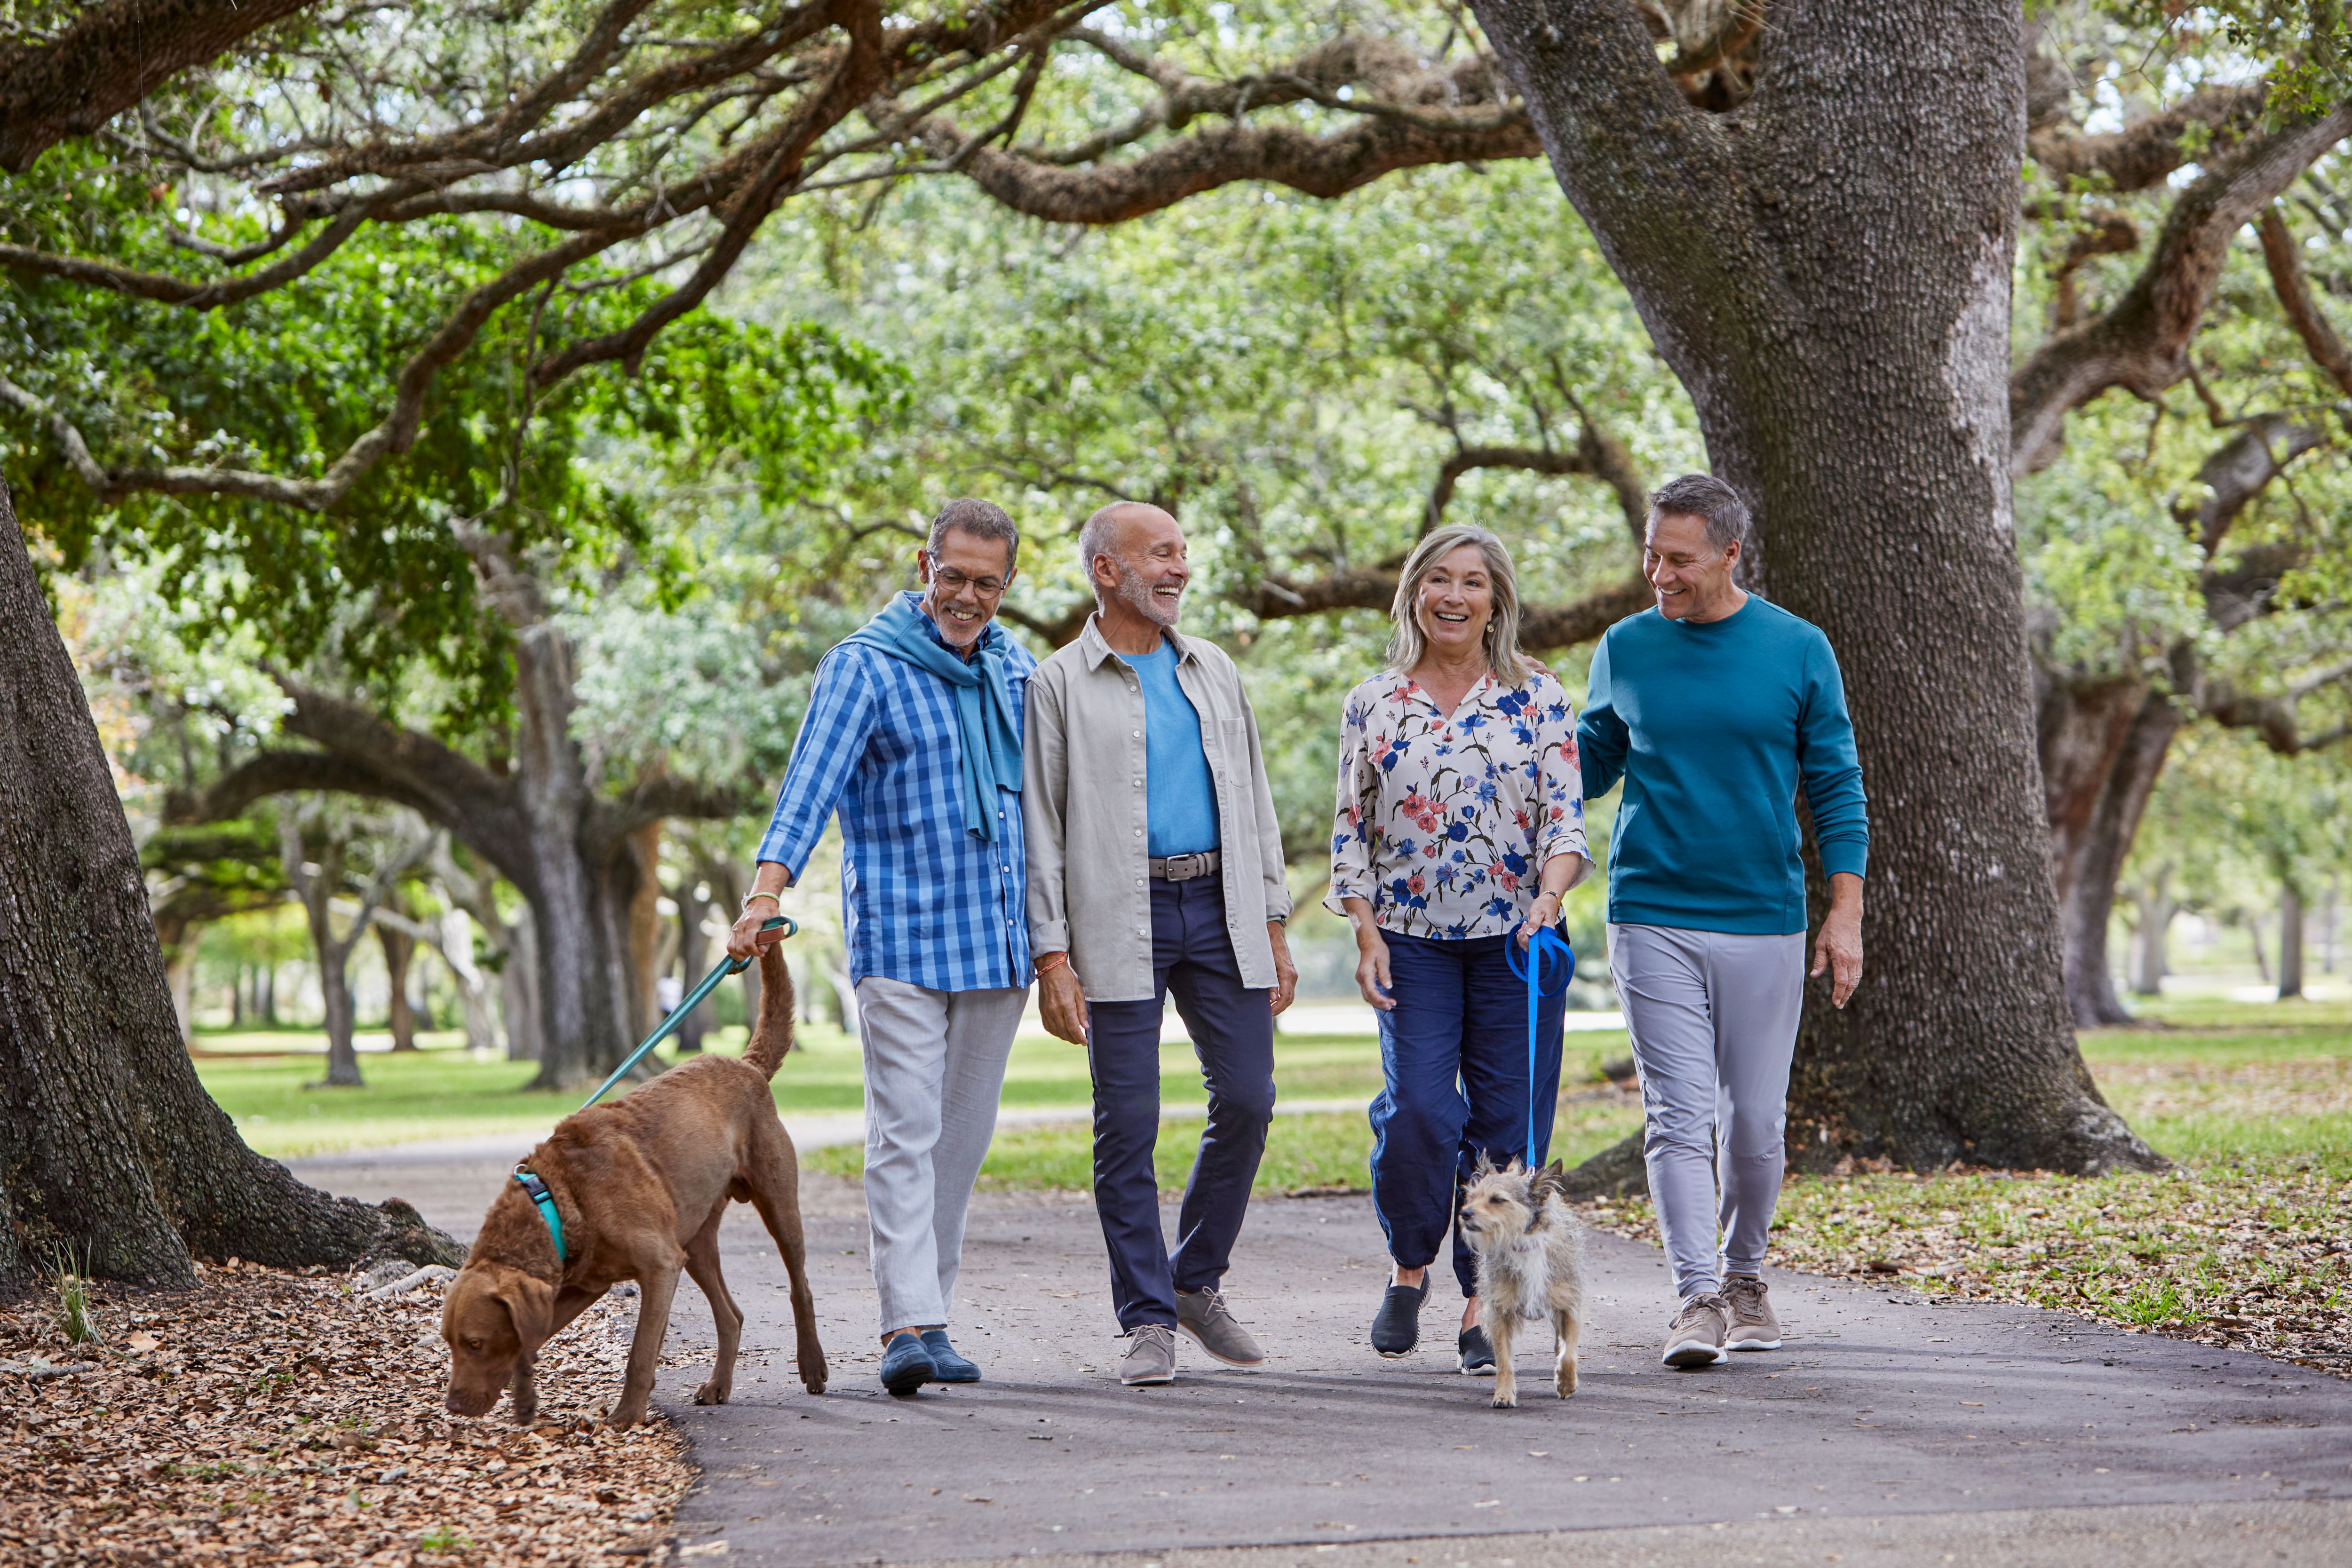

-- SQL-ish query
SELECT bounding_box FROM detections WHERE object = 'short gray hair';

[1648,473,1749,552]
[926,497,1019,572]
[1386,523,1531,688]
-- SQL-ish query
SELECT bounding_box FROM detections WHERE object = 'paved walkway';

[293,1150,2352,1568]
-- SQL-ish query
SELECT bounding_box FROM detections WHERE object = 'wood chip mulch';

[0,1260,695,1566]
[1576,1152,2352,1379]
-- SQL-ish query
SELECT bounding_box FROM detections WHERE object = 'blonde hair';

[1385,524,1531,687]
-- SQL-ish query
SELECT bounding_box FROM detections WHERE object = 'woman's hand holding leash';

[1516,852,1585,949]
[1517,891,1562,950]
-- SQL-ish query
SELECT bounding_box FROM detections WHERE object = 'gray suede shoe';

[1661,1293,1729,1369]
[1119,1323,1177,1386]
[1723,1275,1783,1350]
[1176,1288,1265,1367]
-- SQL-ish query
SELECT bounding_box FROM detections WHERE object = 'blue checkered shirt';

[756,607,1036,992]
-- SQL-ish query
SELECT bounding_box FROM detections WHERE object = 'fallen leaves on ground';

[1577,1151,2352,1378]
[0,1261,692,1565]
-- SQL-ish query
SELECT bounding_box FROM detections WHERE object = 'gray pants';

[853,977,1025,1336]
[1609,924,1805,1301]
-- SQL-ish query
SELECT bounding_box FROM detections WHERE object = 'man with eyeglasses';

[728,498,1036,1397]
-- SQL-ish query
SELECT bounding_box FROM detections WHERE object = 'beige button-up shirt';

[1023,616,1293,1002]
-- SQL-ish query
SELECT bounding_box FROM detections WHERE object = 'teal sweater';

[1576,598,1868,934]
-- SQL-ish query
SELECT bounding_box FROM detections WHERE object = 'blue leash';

[1503,924,1575,1170]
[579,914,797,1110]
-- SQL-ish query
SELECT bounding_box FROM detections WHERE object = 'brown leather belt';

[1146,850,1221,881]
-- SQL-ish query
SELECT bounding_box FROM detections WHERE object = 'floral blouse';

[1324,666,1591,940]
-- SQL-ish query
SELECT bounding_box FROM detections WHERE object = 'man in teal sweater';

[1578,473,1868,1370]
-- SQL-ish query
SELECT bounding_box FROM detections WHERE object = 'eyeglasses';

[926,551,1012,599]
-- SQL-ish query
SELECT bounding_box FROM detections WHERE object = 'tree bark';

[2129,872,2174,998]
[2279,882,2305,1000]
[0,480,459,1287]
[1475,0,2154,1172]
[165,944,198,1047]
[2036,669,2183,1025]
[674,876,712,1054]
[625,820,663,1041]
[2249,910,2271,984]
[0,0,325,174]
[379,920,418,1051]
[279,819,366,1088]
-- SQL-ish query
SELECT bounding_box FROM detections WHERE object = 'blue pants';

[1086,878,1276,1330]
[1369,929,1567,1298]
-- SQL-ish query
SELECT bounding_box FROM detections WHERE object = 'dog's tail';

[742,943,797,1080]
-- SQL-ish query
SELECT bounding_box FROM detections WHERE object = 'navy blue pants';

[1369,929,1568,1298]
[1086,878,1276,1330]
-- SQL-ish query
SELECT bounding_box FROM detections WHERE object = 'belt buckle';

[1167,852,1206,881]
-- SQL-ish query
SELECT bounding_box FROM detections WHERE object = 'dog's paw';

[1489,1392,1518,1409]
[692,1380,730,1406]
[800,1356,829,1395]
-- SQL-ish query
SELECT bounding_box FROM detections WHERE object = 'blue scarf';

[842,592,1024,841]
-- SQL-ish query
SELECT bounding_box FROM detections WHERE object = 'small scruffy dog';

[1458,1156,1586,1408]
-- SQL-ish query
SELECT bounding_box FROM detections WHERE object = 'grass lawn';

[198,1017,1616,1160]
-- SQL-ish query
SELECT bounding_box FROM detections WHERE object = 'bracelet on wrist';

[740,891,781,915]
[1035,950,1069,974]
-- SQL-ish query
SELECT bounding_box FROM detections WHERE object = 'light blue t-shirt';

[1117,639,1221,857]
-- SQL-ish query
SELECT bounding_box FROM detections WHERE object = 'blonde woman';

[1327,523,1589,1372]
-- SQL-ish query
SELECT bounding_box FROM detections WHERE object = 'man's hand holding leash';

[725,868,796,962]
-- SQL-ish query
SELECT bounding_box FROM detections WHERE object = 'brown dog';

[441,943,827,1425]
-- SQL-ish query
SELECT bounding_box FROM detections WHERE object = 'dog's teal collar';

[513,1167,567,1262]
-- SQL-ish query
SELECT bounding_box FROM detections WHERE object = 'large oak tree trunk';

[0,481,457,1287]
[1477,0,2156,1173]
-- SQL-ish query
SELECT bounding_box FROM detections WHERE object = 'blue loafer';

[920,1329,982,1383]
[1457,1325,1497,1376]
[878,1333,937,1396]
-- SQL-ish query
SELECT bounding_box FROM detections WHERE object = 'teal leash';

[578,914,798,1111]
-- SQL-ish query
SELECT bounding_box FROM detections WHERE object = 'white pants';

[853,977,1025,1335]
[1609,925,1805,1301]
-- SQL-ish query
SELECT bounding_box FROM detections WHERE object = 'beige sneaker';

[1661,1293,1729,1369]
[1723,1275,1782,1350]
[1119,1323,1177,1386]
[1176,1288,1265,1367]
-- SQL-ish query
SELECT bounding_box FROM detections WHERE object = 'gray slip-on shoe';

[1661,1293,1730,1369]
[1176,1288,1265,1367]
[1723,1275,1783,1351]
[1119,1323,1177,1386]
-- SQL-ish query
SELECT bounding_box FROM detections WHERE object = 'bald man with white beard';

[1023,502,1298,1387]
